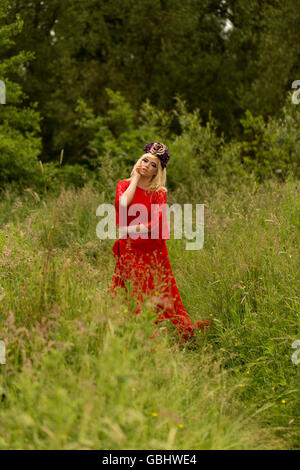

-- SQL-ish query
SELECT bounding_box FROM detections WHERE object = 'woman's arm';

[119,222,148,238]
[139,190,169,238]
[120,164,142,208]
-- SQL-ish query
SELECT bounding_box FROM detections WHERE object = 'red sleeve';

[115,180,130,226]
[143,189,170,239]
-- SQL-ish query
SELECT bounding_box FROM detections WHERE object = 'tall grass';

[0,175,299,449]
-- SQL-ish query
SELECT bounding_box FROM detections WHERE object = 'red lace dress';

[110,180,210,341]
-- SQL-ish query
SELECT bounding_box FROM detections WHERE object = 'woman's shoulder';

[155,187,167,202]
[117,179,131,188]
[156,186,167,194]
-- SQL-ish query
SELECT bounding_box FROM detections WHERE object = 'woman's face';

[139,154,159,177]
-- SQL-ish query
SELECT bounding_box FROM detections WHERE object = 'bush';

[239,92,300,182]
[0,4,42,189]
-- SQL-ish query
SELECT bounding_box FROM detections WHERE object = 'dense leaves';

[0,0,42,187]
[0,0,300,191]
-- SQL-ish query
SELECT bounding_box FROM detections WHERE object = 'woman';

[110,142,210,342]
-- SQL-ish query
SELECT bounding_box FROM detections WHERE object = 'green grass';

[0,176,299,449]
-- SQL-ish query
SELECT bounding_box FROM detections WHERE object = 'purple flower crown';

[143,142,170,169]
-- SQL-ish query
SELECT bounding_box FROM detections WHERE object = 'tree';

[0,0,42,189]
[5,0,234,161]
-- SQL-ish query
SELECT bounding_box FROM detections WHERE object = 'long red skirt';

[110,237,210,341]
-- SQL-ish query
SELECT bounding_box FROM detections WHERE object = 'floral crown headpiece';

[143,142,170,169]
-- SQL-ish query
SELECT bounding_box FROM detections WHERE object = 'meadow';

[0,174,299,450]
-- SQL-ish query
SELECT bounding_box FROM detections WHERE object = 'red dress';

[110,180,210,341]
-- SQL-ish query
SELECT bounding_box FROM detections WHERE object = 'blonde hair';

[125,153,167,193]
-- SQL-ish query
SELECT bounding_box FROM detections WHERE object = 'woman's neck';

[136,175,152,189]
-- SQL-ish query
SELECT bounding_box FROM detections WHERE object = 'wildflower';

[179,424,184,429]
[234,343,238,347]
[246,370,250,374]
[272,386,275,391]
[132,387,136,392]
[239,384,244,387]
[116,311,120,314]
[281,399,286,404]
[209,314,213,317]
[152,412,158,417]
[123,309,128,313]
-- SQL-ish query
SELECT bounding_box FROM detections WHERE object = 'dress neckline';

[122,181,156,193]
[136,185,153,192]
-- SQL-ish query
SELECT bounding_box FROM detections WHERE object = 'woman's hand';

[132,163,143,181]
[136,223,149,233]
[124,223,149,235]
[119,162,144,208]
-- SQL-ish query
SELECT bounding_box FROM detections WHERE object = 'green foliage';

[2,0,300,162]
[39,162,93,195]
[239,93,300,182]
[1,1,300,193]
[167,98,224,189]
[72,89,300,196]
[3,0,234,160]
[0,0,299,450]
[0,0,42,188]
[233,0,300,119]
[75,89,229,192]
[0,177,299,449]
[74,88,173,187]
